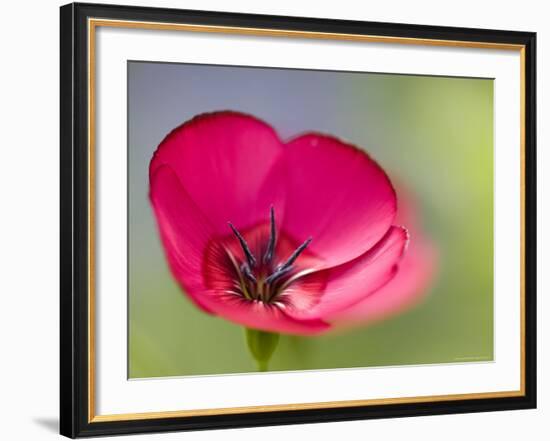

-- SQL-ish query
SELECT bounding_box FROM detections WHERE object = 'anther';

[265,237,312,285]
[263,206,276,264]
[228,222,257,268]
[265,265,292,284]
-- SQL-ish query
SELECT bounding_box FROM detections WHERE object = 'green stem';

[257,359,269,372]
[245,328,280,372]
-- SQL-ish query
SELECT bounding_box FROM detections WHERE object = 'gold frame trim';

[87,18,527,423]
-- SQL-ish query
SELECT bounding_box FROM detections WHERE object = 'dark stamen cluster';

[227,207,312,303]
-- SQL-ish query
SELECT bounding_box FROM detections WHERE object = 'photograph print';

[128,61,493,378]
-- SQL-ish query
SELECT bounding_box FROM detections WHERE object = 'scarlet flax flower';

[149,111,434,336]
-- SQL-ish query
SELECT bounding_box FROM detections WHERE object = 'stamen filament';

[241,263,257,283]
[228,221,257,268]
[225,248,252,300]
[281,237,312,269]
[263,206,276,264]
[264,265,292,285]
[265,237,312,285]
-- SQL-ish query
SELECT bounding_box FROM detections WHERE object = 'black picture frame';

[60,2,537,438]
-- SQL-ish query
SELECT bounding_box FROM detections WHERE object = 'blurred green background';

[128,62,493,378]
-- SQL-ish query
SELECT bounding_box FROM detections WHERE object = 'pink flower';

[149,111,433,335]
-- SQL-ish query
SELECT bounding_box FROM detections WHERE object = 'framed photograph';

[60,2,536,438]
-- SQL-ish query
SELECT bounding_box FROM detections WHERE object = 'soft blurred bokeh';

[128,61,493,378]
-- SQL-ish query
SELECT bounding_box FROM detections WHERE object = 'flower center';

[224,207,313,304]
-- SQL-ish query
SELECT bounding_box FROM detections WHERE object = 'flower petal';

[283,226,408,320]
[332,234,437,325]
[333,187,438,325]
[279,134,397,268]
[149,165,216,313]
[198,294,330,335]
[150,111,285,234]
